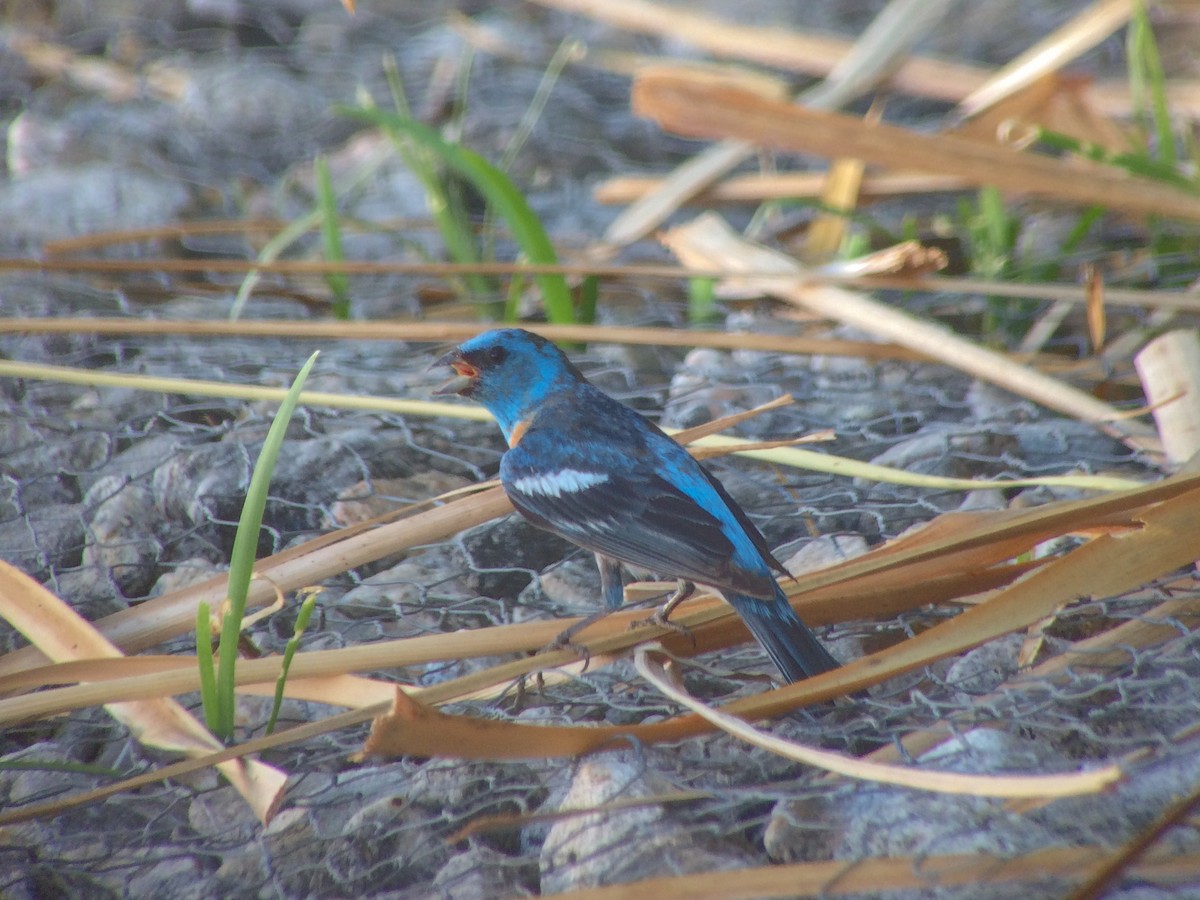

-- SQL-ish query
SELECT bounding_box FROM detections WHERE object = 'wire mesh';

[3,0,1200,897]
[5,278,1197,897]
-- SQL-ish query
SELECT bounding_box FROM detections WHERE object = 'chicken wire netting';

[3,278,1200,898]
[4,0,1200,895]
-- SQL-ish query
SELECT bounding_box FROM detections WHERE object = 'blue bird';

[434,328,838,682]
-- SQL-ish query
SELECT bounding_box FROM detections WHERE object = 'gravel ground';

[3,1,1199,898]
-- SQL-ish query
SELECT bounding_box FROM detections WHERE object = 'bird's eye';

[488,346,507,364]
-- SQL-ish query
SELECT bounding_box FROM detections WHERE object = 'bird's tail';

[728,588,838,682]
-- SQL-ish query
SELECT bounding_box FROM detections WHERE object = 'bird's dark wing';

[500,441,777,599]
[694,459,793,583]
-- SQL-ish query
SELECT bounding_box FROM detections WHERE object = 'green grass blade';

[229,211,320,321]
[499,38,579,174]
[1033,127,1197,192]
[687,276,717,323]
[1129,1,1176,167]
[502,270,527,322]
[265,589,320,735]
[0,759,124,776]
[577,274,599,326]
[213,350,319,739]
[378,61,498,316]
[341,105,574,324]
[315,155,351,319]
[196,600,219,733]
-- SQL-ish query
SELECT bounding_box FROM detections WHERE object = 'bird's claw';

[549,607,604,649]
[631,608,697,646]
[630,580,697,646]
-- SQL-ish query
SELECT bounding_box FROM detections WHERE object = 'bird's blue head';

[433,329,583,442]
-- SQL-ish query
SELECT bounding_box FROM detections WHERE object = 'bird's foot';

[540,606,617,673]
[630,580,697,646]
[634,608,696,645]
[547,606,611,652]
[540,635,592,673]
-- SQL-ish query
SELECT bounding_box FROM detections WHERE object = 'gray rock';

[261,807,323,897]
[540,750,757,892]
[149,557,224,596]
[0,417,113,487]
[517,555,606,616]
[0,502,86,580]
[325,471,471,528]
[315,792,454,893]
[41,563,125,620]
[0,470,77,519]
[0,163,190,251]
[7,865,120,900]
[188,784,261,841]
[82,479,162,596]
[664,347,786,432]
[334,545,472,627]
[76,434,185,498]
[778,533,869,573]
[767,728,1075,871]
[152,441,252,531]
[430,845,536,899]
[122,853,214,900]
[459,515,577,600]
[178,60,340,182]
[1034,741,1200,852]
[944,633,1026,699]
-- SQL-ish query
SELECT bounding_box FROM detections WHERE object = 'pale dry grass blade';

[0,654,398,709]
[532,0,1200,119]
[633,69,1200,223]
[956,0,1134,120]
[815,240,948,279]
[362,473,1200,760]
[0,358,493,421]
[1090,78,1200,120]
[1134,330,1200,466]
[0,486,515,676]
[803,0,957,110]
[0,356,1142,492]
[635,645,1121,798]
[0,561,286,823]
[804,153,867,262]
[531,0,984,101]
[695,433,1142,492]
[1085,266,1107,351]
[596,0,952,250]
[0,320,930,362]
[659,213,1160,451]
[534,846,1200,900]
[865,589,1200,768]
[594,170,971,205]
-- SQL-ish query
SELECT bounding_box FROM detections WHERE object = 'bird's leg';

[656,579,695,623]
[549,607,611,651]
[544,554,627,651]
[596,554,626,611]
[542,620,597,676]
[632,580,696,643]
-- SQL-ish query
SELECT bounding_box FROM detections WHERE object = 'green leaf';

[266,590,320,735]
[341,105,574,324]
[315,155,351,319]
[196,600,219,734]
[212,350,319,739]
[687,276,717,324]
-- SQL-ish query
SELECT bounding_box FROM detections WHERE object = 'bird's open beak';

[431,350,478,395]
